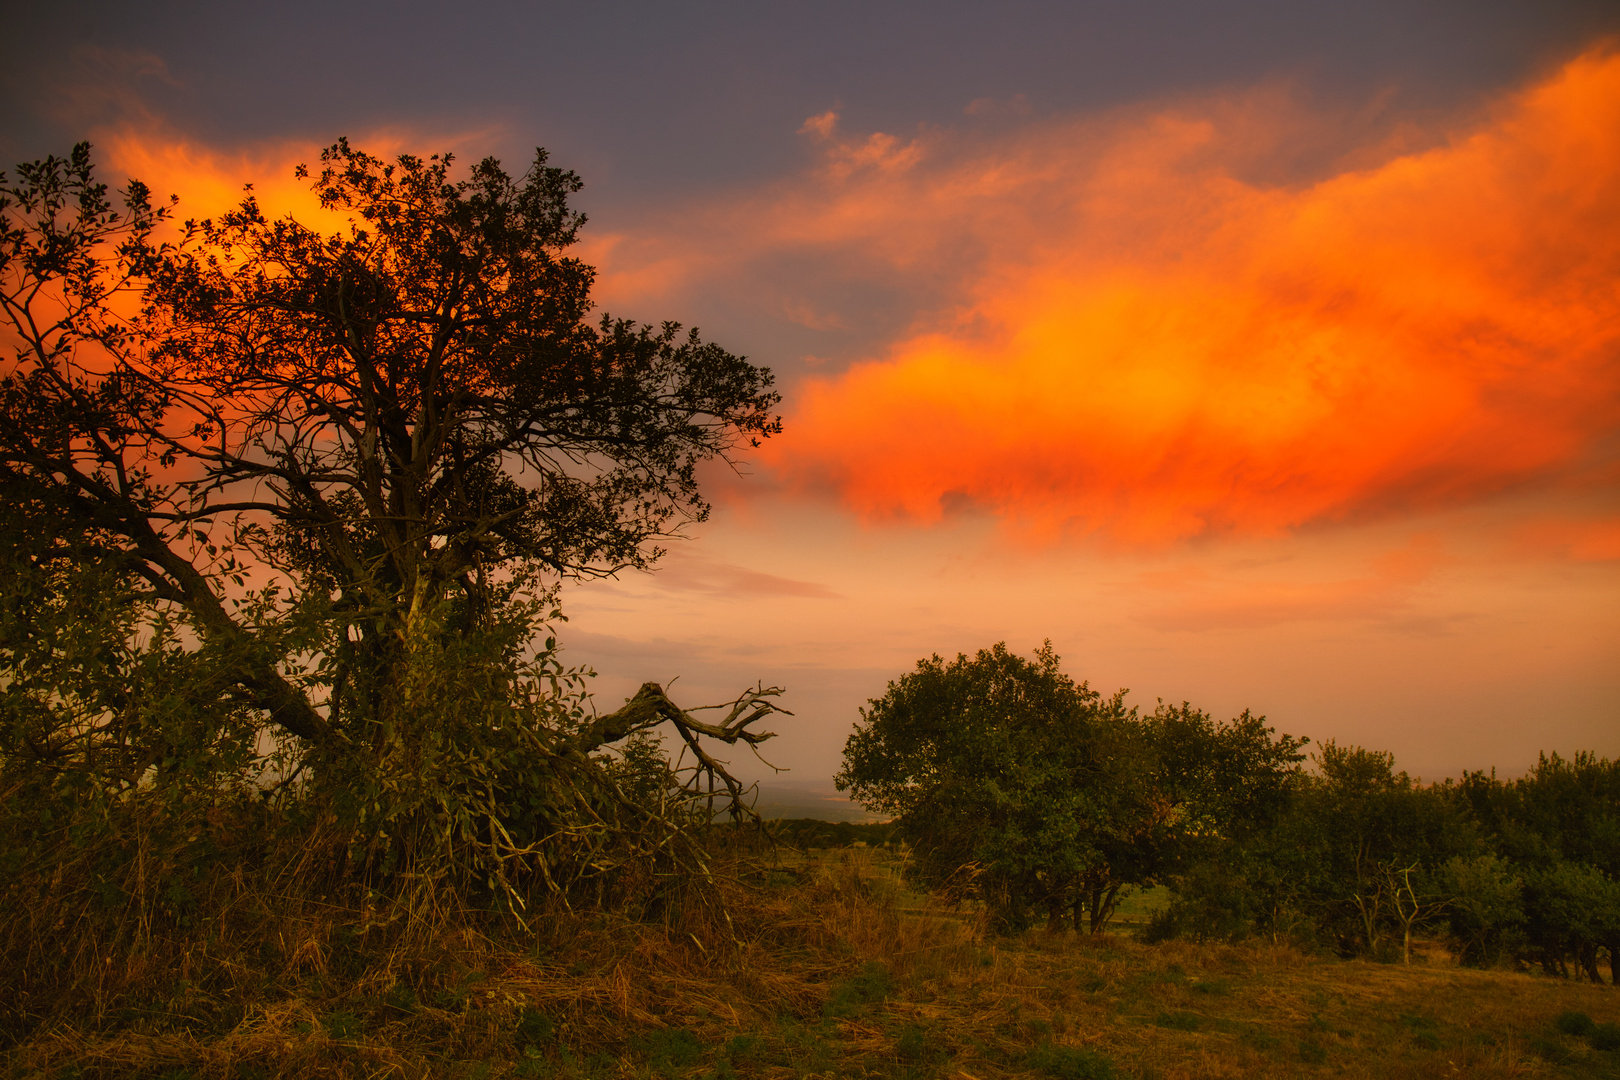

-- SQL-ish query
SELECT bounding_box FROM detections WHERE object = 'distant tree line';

[771,819,900,849]
[1157,743,1620,982]
[837,643,1620,981]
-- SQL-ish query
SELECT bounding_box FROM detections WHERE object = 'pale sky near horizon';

[4,1,1617,791]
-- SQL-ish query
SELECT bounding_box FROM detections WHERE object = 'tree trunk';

[1353,892,1383,958]
[1577,942,1602,983]
[1087,883,1122,935]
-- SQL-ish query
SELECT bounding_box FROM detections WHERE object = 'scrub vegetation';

[2,145,1617,1078]
[839,645,1620,979]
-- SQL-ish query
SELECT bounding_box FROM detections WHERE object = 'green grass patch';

[825,960,892,1018]
[1027,1042,1117,1079]
[633,1027,704,1072]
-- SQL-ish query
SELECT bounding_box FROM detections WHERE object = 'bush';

[1142,861,1259,944]
[1443,854,1524,967]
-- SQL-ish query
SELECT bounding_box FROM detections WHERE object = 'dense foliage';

[1149,746,1620,981]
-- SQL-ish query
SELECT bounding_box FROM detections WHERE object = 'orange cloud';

[1129,535,1451,631]
[755,47,1620,543]
[95,124,503,237]
[644,550,841,599]
[1512,516,1620,562]
[99,131,335,229]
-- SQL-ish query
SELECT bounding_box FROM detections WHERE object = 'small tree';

[836,643,1304,933]
[1262,742,1481,959]
[1496,753,1620,982]
[1442,853,1523,967]
[836,643,1104,929]
[1522,860,1620,982]
[1383,861,1451,965]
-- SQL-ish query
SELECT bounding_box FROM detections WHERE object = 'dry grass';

[3,842,1617,1079]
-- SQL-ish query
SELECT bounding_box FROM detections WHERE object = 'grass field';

[6,841,1618,1079]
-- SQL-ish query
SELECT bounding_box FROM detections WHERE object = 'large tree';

[0,142,786,898]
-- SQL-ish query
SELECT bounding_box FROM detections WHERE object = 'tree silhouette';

[1,143,787,887]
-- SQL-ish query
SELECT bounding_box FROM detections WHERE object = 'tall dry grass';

[3,837,1616,1078]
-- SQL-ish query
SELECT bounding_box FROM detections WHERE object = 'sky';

[5,1,1617,802]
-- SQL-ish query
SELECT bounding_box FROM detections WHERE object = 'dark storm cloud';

[5,0,1617,201]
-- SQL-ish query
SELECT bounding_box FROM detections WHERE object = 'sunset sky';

[5,1,1617,802]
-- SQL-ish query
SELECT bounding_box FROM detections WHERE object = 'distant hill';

[745,778,885,822]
